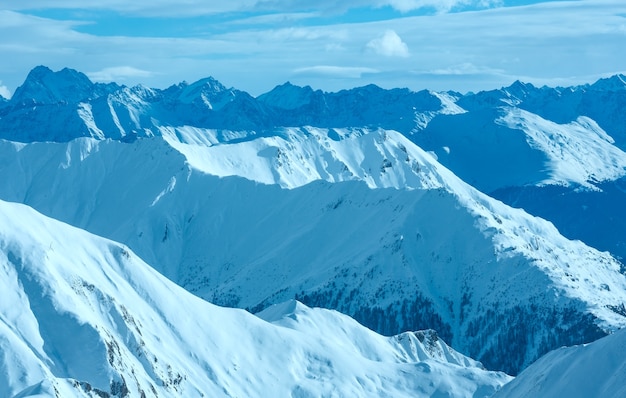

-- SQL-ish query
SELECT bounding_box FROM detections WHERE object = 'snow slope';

[1,128,625,375]
[493,328,626,398]
[2,66,626,376]
[413,106,626,192]
[411,81,626,261]
[0,199,511,398]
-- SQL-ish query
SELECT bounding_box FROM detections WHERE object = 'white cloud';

[1,1,626,95]
[381,0,501,13]
[366,30,409,58]
[428,63,505,76]
[226,12,319,26]
[293,66,378,78]
[0,82,11,99]
[2,0,503,16]
[87,66,154,83]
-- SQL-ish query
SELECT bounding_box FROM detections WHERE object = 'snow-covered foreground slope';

[1,128,625,375]
[0,199,512,398]
[493,328,626,398]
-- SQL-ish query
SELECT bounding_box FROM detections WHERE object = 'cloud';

[2,0,503,17]
[293,66,378,78]
[0,1,625,96]
[0,82,11,99]
[366,30,409,57]
[87,66,154,82]
[381,0,502,13]
[226,12,319,26]
[427,63,505,76]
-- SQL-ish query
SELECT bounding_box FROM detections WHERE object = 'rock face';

[1,67,626,378]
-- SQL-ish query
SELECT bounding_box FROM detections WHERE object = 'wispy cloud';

[87,66,154,83]
[366,30,409,57]
[293,66,379,78]
[426,63,505,76]
[225,12,320,26]
[0,1,625,96]
[383,0,502,13]
[3,0,506,17]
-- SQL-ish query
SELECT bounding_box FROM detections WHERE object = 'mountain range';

[1,66,626,396]
[0,199,511,397]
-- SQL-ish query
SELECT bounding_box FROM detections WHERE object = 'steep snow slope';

[159,126,446,189]
[493,328,626,398]
[0,199,511,398]
[413,107,626,192]
[1,129,625,375]
[412,85,626,261]
[457,75,626,150]
[491,178,626,261]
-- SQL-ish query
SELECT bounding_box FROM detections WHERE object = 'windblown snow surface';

[0,199,511,398]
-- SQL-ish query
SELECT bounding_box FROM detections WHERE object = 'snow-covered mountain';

[1,66,626,379]
[1,123,625,375]
[0,66,455,143]
[0,199,511,397]
[407,77,626,262]
[493,328,626,398]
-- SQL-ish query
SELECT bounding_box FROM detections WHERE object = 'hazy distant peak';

[590,74,626,91]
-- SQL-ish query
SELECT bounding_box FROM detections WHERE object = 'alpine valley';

[0,66,625,397]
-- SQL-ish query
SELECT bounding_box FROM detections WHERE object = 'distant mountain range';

[1,66,625,396]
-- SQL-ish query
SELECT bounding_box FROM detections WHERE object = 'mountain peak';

[257,81,317,110]
[12,65,95,105]
[590,74,626,91]
[171,76,235,110]
[503,80,537,99]
[27,64,54,79]
[193,76,228,92]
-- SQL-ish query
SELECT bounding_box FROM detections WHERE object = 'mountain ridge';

[2,66,626,378]
[0,198,511,397]
[1,127,625,375]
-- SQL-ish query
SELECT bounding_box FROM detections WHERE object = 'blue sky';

[1,0,625,98]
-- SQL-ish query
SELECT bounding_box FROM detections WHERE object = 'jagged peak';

[346,83,385,96]
[26,64,53,78]
[23,66,92,87]
[590,74,626,91]
[171,76,236,110]
[12,65,95,105]
[503,80,537,99]
[126,83,157,96]
[267,81,315,94]
[188,76,229,93]
[257,81,318,109]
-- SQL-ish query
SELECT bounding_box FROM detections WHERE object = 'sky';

[0,0,625,98]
